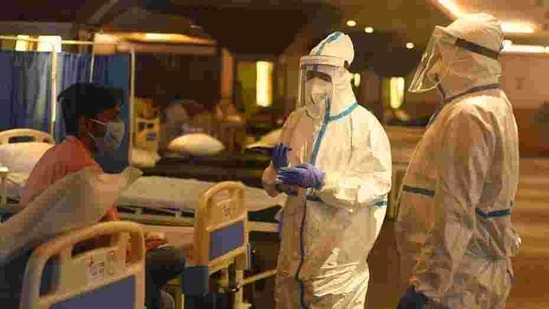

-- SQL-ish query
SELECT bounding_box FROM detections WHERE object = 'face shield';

[409,26,458,93]
[409,25,502,93]
[298,56,345,119]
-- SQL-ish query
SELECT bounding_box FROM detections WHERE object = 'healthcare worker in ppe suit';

[395,13,521,309]
[262,32,392,308]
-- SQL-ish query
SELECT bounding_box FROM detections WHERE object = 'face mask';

[89,119,125,152]
[306,78,330,119]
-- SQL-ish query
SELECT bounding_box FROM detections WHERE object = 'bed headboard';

[0,129,54,145]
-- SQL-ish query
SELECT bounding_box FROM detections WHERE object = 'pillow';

[168,133,225,156]
[131,148,161,168]
[0,142,53,173]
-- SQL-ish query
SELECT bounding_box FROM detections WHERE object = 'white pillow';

[131,148,161,168]
[168,133,225,156]
[0,142,53,173]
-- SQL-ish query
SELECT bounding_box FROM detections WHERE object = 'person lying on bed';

[17,83,184,309]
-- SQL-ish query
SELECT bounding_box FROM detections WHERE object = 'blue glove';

[397,286,428,309]
[272,143,292,171]
[277,164,324,189]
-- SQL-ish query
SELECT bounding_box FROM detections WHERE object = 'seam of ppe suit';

[296,198,308,309]
[444,83,500,104]
[295,98,334,309]
[315,32,343,56]
[295,100,357,308]
[402,185,436,198]
[475,207,511,218]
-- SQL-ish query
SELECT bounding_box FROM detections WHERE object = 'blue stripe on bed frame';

[209,221,245,261]
[50,275,136,309]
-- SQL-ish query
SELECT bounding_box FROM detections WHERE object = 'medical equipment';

[19,221,145,309]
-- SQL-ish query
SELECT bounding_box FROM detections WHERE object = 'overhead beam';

[75,0,135,27]
[0,21,73,36]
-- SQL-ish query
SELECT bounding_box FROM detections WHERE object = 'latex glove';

[272,143,292,171]
[277,164,324,189]
[397,286,428,309]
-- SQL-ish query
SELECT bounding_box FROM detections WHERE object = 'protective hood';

[298,32,357,119]
[409,13,504,100]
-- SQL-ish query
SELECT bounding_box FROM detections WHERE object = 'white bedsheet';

[117,176,285,212]
[1,173,285,213]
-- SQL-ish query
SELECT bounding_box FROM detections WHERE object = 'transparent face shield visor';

[408,26,458,93]
[298,56,342,119]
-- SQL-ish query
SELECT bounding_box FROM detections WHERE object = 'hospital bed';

[0,129,283,233]
[141,152,270,188]
[19,221,146,309]
[0,128,281,306]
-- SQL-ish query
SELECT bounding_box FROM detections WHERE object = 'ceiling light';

[364,27,374,33]
[438,0,463,17]
[126,33,214,45]
[346,20,357,27]
[406,42,414,49]
[144,33,171,41]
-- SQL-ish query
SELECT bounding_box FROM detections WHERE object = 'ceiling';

[0,0,88,22]
[2,0,549,53]
[441,0,549,33]
[331,0,452,49]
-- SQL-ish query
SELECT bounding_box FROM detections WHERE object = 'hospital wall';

[500,54,549,156]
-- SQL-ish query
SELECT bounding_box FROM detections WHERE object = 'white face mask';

[89,119,125,152]
[306,78,331,119]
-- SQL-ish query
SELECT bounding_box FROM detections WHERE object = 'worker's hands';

[277,164,324,189]
[272,143,292,171]
[397,286,428,309]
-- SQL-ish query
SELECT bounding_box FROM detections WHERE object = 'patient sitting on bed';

[3,83,184,309]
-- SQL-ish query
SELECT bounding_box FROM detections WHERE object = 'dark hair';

[58,83,123,136]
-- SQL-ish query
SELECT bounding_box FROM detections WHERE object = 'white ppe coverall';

[395,13,521,309]
[263,32,392,308]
